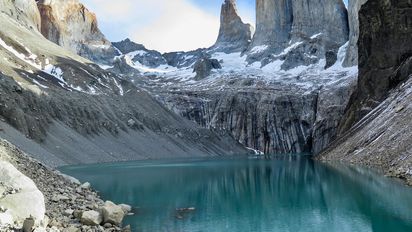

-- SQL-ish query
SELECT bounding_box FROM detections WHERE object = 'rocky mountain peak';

[37,0,118,64]
[211,0,253,53]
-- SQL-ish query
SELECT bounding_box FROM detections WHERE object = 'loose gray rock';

[23,217,35,232]
[101,201,125,226]
[80,210,103,226]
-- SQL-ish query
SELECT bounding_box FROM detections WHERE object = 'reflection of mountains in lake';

[61,157,412,232]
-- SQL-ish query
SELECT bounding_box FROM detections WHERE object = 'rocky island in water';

[0,0,411,231]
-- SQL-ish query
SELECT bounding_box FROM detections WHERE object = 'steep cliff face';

[37,0,118,64]
[249,0,293,54]
[0,0,41,32]
[319,0,412,182]
[212,0,253,53]
[343,0,368,67]
[247,0,349,69]
[290,0,348,46]
[338,0,412,134]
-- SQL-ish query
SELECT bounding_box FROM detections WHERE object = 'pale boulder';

[0,161,45,226]
[101,201,125,225]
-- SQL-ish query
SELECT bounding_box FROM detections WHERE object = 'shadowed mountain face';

[338,0,412,134]
[318,0,412,183]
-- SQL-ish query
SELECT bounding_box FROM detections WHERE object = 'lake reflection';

[60,156,412,232]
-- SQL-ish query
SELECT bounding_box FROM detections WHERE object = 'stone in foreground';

[101,201,125,225]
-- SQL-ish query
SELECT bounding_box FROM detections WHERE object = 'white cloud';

[82,0,220,53]
[131,0,219,52]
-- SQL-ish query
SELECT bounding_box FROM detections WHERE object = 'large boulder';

[80,210,102,226]
[0,161,45,226]
[100,201,125,225]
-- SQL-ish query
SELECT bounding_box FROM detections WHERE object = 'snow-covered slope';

[100,34,358,154]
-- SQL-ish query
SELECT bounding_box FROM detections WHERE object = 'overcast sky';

[82,0,348,53]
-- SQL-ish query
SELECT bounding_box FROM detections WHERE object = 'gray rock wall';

[343,0,368,67]
[249,0,293,53]
[338,0,412,134]
[248,0,349,68]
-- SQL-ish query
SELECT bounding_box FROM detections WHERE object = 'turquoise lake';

[60,156,412,232]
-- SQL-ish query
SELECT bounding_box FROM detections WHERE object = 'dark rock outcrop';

[112,39,167,68]
[343,0,368,67]
[338,0,412,134]
[211,0,253,53]
[163,49,207,68]
[193,57,222,80]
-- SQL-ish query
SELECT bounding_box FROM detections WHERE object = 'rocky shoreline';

[0,139,132,232]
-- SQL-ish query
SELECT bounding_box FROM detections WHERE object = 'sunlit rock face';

[0,0,41,32]
[211,0,253,53]
[37,0,118,64]
[343,0,368,67]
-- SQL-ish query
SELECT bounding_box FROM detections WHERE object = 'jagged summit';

[211,0,253,53]
[37,0,118,64]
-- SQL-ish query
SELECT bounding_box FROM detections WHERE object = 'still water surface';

[60,156,412,232]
